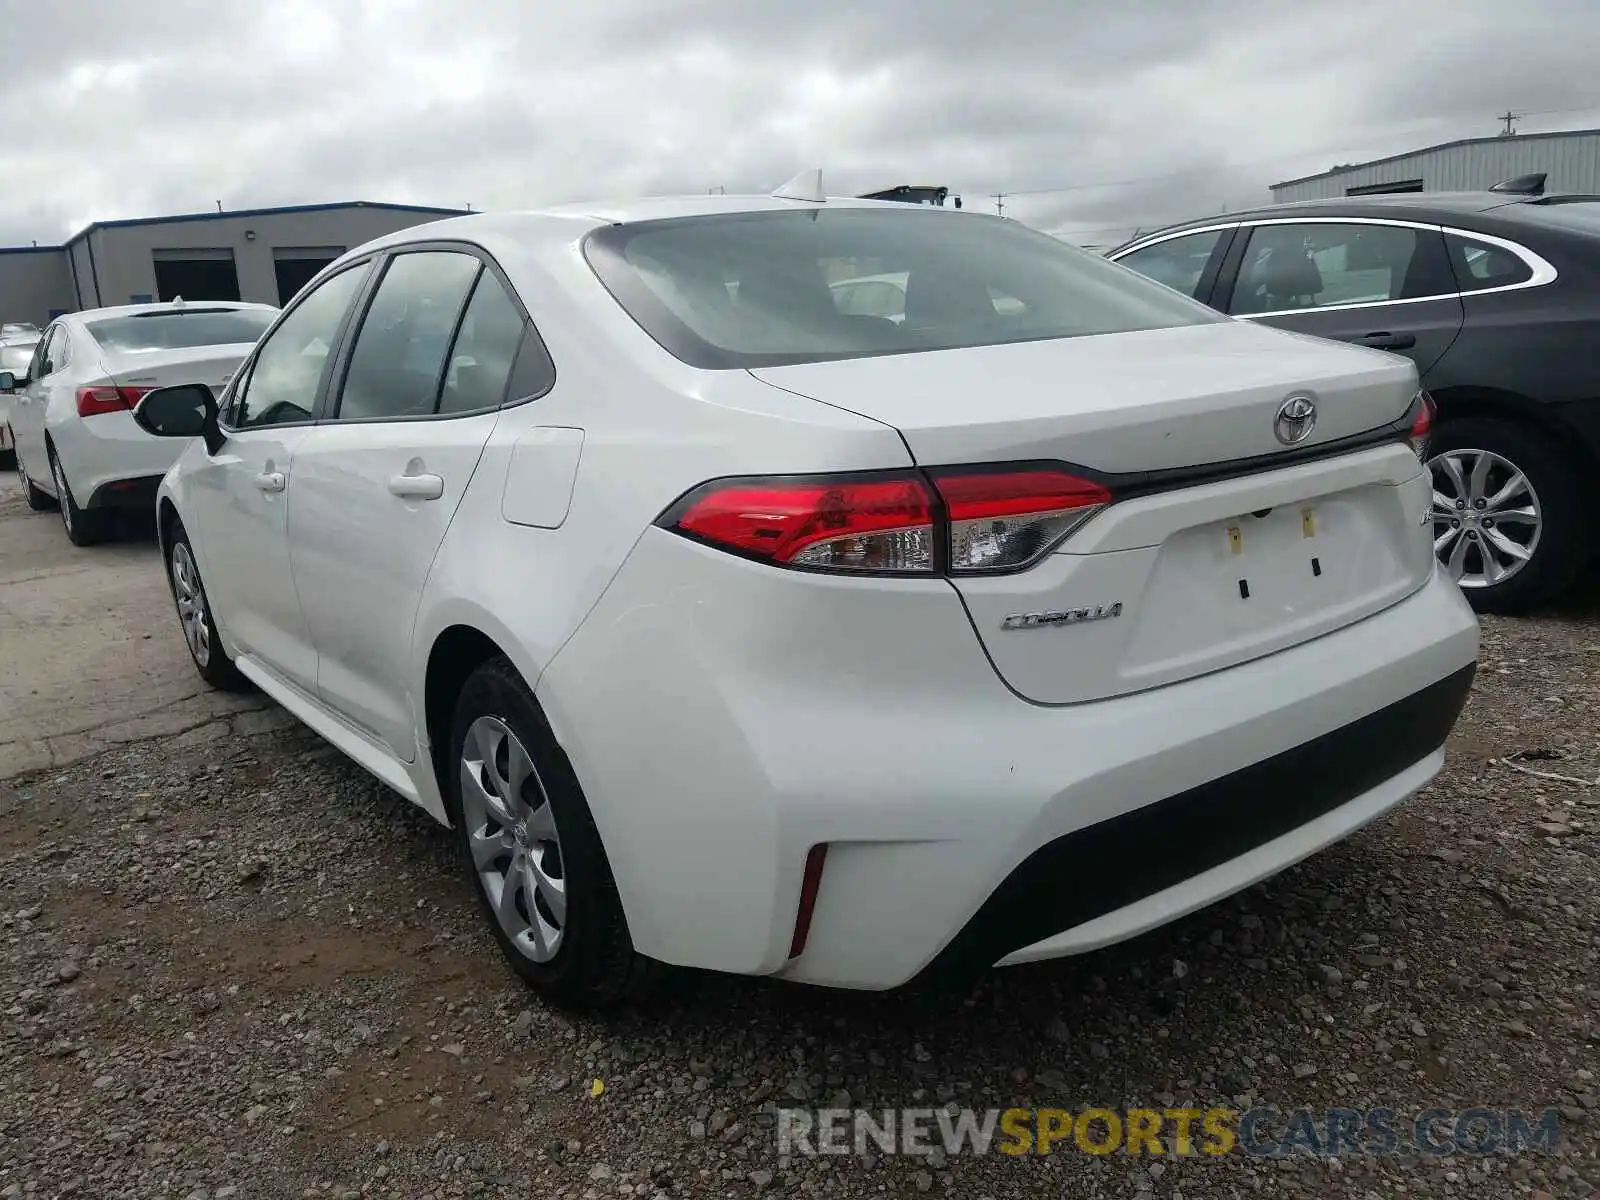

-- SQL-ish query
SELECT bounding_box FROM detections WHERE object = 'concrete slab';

[0,470,269,779]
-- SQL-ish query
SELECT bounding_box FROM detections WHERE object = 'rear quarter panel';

[408,233,913,766]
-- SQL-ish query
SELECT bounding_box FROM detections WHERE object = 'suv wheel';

[49,448,113,547]
[165,521,250,691]
[1428,417,1589,614]
[449,658,652,1009]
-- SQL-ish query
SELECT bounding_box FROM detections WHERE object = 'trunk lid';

[100,344,254,395]
[751,321,1435,704]
[749,320,1417,473]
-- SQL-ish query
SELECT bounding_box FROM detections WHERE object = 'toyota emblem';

[1274,394,1318,445]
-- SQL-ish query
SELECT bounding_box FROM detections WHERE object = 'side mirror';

[0,371,15,392]
[133,383,225,455]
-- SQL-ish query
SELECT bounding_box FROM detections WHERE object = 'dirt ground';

[0,469,1597,1199]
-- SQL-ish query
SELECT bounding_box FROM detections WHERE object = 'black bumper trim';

[87,474,163,511]
[923,662,1476,978]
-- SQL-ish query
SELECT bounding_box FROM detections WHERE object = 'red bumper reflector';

[787,844,829,959]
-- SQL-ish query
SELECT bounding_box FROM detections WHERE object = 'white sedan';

[0,334,40,468]
[131,186,1478,1008]
[2,300,276,545]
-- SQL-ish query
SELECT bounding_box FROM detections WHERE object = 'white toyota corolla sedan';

[132,185,1479,1008]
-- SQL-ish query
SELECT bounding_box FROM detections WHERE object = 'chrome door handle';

[387,472,444,500]
[254,471,286,493]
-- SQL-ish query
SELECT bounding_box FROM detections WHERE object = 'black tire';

[163,521,251,692]
[1428,416,1591,614]
[47,446,113,547]
[17,449,53,511]
[449,657,652,1009]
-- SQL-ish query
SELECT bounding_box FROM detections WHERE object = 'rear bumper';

[49,411,183,505]
[935,663,1472,976]
[538,528,1480,990]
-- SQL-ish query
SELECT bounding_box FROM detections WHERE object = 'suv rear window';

[85,308,276,353]
[584,208,1223,369]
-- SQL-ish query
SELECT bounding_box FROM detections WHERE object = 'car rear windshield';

[1514,199,1600,236]
[85,308,276,354]
[583,207,1224,368]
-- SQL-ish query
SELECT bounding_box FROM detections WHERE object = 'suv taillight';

[76,386,150,418]
[1405,390,1436,460]
[660,465,1111,576]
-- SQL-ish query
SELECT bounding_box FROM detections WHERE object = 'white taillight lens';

[933,469,1112,573]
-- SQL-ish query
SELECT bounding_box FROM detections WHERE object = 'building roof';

[62,200,470,247]
[1270,127,1600,191]
[1,200,471,254]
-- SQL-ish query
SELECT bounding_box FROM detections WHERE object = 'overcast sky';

[3,0,1598,248]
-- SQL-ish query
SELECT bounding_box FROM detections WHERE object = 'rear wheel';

[165,522,250,692]
[17,449,53,511]
[48,447,113,547]
[1427,417,1589,614]
[449,658,651,1009]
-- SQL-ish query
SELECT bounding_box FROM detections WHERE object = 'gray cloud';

[2,0,1596,249]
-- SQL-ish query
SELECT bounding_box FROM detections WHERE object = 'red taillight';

[76,386,149,418]
[932,468,1112,573]
[661,464,1112,576]
[668,474,936,573]
[1407,390,1436,459]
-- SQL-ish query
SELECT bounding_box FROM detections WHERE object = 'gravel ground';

[2,610,1598,1199]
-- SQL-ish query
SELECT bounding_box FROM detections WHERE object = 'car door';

[189,262,372,696]
[286,247,533,762]
[1217,219,1464,376]
[13,325,65,475]
[1110,226,1237,305]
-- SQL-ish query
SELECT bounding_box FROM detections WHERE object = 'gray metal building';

[0,200,468,326]
[1270,127,1600,204]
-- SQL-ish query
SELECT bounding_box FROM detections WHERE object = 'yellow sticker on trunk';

[1302,508,1316,538]
[1227,525,1242,555]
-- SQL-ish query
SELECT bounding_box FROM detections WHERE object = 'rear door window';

[1228,222,1452,314]
[333,251,481,421]
[436,269,540,415]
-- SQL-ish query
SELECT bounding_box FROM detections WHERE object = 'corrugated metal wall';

[1271,131,1600,202]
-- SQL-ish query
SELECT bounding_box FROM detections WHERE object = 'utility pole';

[1500,110,1520,136]
[991,192,1006,217]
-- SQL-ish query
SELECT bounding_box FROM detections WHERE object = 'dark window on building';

[1346,179,1425,196]
[152,248,241,302]
[273,246,347,306]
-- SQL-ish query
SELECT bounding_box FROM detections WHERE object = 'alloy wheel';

[1428,447,1542,589]
[460,715,568,962]
[170,543,212,668]
[50,455,72,535]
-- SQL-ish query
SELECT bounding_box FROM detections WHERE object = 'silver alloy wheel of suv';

[1428,446,1543,590]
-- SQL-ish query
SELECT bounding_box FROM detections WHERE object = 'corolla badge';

[1001,603,1123,630]
[1274,393,1318,445]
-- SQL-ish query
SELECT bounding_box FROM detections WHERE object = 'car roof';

[1111,192,1600,252]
